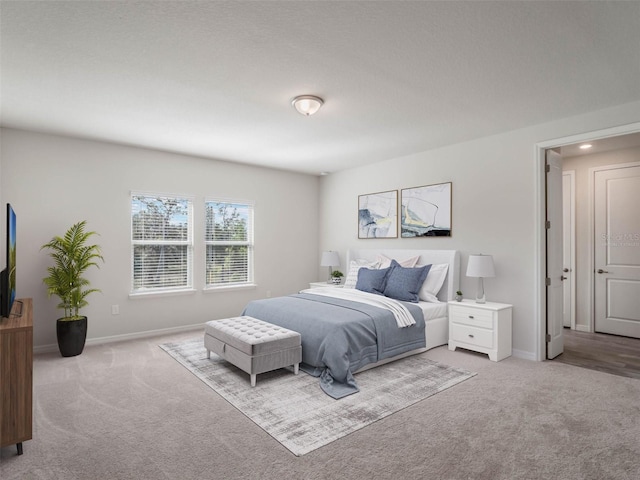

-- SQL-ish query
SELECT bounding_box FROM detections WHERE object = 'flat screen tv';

[1,203,17,318]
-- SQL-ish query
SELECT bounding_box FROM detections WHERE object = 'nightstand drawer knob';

[468,315,474,319]
[468,334,474,338]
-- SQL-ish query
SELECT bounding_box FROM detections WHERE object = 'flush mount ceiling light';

[579,143,593,150]
[292,95,324,116]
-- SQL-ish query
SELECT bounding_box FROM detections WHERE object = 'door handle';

[597,269,609,274]
[563,268,569,273]
[561,276,567,281]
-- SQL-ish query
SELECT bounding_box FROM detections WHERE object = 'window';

[205,200,254,287]
[131,193,193,293]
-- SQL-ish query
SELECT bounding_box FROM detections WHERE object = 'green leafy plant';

[41,221,104,320]
[331,270,344,278]
[456,290,463,296]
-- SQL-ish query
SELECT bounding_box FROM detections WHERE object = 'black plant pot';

[56,316,88,357]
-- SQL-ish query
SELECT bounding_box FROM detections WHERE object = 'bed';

[242,249,460,398]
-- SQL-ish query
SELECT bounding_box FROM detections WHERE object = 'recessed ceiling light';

[579,144,593,150]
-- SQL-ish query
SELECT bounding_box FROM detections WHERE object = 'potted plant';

[455,290,463,302]
[41,221,104,357]
[331,270,344,285]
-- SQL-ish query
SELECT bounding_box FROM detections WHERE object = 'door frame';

[534,121,640,361]
[563,170,576,330]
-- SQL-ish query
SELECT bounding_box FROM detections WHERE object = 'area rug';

[160,338,476,456]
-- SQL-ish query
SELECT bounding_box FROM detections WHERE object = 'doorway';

[536,124,640,361]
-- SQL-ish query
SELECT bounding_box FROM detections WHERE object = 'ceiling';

[1,1,639,175]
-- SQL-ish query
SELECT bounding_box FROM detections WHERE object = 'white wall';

[0,128,319,350]
[563,145,640,331]
[3,101,639,357]
[319,101,640,360]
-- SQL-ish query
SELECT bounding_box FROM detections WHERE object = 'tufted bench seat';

[204,316,302,387]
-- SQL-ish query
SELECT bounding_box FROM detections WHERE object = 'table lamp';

[320,251,340,283]
[466,254,495,304]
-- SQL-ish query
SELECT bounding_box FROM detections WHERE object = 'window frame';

[204,198,255,290]
[130,192,195,296]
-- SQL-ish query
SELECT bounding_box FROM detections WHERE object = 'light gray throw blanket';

[242,292,425,398]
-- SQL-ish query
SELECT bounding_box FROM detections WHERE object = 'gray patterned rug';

[160,337,476,456]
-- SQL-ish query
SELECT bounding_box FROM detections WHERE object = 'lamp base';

[475,277,486,304]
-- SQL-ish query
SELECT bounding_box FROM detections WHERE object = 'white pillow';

[376,254,420,269]
[344,259,380,288]
[418,263,449,302]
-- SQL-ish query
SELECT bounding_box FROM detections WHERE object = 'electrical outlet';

[111,305,119,315]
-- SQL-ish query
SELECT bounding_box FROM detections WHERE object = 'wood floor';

[552,328,640,380]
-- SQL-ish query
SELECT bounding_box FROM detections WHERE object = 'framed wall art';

[358,190,398,239]
[401,182,452,237]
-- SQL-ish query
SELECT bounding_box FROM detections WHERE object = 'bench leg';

[293,363,299,375]
[250,373,256,387]
[206,349,210,359]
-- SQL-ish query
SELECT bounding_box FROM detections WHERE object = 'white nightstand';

[309,281,343,289]
[448,300,512,361]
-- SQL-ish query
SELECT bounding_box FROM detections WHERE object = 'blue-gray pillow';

[355,267,390,295]
[383,260,432,302]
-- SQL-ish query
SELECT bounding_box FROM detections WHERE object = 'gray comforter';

[242,292,425,398]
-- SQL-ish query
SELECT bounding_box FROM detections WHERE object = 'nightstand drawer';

[450,306,493,329]
[451,324,494,349]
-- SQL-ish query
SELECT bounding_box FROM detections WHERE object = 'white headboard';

[346,249,460,302]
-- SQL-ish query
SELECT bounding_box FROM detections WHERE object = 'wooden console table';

[0,298,33,455]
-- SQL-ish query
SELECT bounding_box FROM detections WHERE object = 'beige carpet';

[1,329,639,480]
[160,337,475,456]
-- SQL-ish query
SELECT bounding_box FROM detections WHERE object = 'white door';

[594,163,640,338]
[546,150,564,358]
[562,172,575,328]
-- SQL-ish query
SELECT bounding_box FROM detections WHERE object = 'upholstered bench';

[204,316,302,387]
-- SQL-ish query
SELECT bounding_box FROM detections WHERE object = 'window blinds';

[205,200,254,286]
[131,194,193,292]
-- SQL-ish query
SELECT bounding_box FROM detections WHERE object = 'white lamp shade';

[320,251,340,267]
[292,95,323,116]
[466,254,495,278]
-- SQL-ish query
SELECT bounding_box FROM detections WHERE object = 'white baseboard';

[33,323,205,355]
[512,348,537,361]
[33,344,60,354]
[575,324,591,332]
